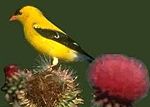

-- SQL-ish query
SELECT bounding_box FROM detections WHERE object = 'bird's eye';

[14,9,22,15]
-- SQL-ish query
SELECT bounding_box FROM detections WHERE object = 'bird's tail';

[85,54,95,63]
[77,52,95,63]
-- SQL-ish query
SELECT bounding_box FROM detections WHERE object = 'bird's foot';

[51,64,59,70]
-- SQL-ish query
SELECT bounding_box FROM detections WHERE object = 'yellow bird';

[10,5,94,66]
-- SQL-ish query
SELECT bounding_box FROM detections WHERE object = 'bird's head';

[9,5,43,24]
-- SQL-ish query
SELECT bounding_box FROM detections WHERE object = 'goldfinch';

[10,5,94,66]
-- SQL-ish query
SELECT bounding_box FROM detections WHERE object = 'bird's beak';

[9,15,17,21]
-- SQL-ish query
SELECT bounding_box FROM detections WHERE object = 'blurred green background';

[0,0,150,107]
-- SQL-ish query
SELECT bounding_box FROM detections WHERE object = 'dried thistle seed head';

[21,66,83,107]
[16,56,83,107]
[1,57,83,107]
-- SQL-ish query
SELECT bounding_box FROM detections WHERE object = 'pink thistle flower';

[89,54,150,107]
[4,64,19,78]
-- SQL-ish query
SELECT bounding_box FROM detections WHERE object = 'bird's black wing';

[34,27,82,53]
[34,27,94,62]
